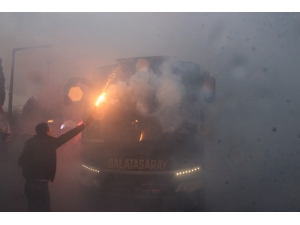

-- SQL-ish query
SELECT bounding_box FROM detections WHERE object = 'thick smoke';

[155,61,186,131]
[106,59,195,132]
[3,13,300,213]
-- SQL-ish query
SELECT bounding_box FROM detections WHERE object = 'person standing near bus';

[18,115,94,212]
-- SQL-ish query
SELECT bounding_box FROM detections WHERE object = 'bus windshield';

[84,57,204,145]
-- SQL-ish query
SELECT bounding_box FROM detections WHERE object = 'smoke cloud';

[106,59,202,132]
[2,12,300,212]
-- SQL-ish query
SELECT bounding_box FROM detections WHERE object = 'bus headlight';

[175,166,201,176]
[82,164,100,173]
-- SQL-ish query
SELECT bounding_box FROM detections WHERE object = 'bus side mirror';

[201,71,215,103]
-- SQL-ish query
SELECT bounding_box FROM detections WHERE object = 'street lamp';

[7,44,52,121]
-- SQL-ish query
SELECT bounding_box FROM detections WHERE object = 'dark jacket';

[18,124,85,182]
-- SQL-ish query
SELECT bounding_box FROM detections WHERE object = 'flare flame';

[95,92,106,106]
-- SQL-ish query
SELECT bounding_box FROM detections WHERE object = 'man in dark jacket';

[18,115,94,212]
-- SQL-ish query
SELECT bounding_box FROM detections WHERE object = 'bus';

[64,56,215,211]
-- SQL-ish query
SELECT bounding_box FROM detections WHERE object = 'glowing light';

[139,132,144,141]
[68,86,83,102]
[135,120,139,123]
[95,92,106,106]
[47,120,54,123]
[176,166,201,176]
[60,124,65,130]
[82,164,100,173]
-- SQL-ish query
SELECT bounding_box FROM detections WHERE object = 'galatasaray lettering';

[108,159,167,170]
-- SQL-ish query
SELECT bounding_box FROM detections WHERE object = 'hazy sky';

[1,12,298,110]
[0,12,224,108]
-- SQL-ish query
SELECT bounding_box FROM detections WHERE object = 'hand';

[83,115,94,126]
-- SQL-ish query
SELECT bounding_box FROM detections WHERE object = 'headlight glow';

[176,166,201,176]
[82,164,100,173]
